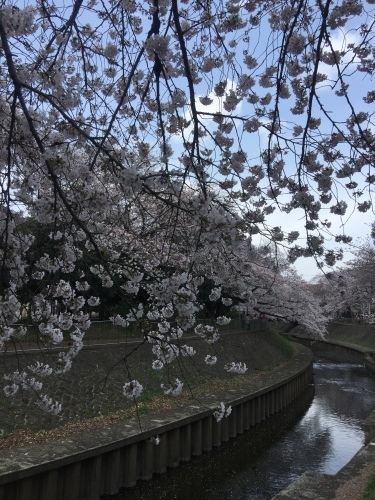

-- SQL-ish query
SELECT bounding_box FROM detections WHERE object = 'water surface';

[108,359,375,499]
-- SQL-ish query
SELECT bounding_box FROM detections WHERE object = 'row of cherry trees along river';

[0,0,374,417]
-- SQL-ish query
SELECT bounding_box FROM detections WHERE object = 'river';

[107,359,375,500]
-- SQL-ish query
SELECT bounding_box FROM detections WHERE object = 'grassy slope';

[0,328,294,448]
[325,322,375,350]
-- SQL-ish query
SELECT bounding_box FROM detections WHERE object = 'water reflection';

[106,360,375,500]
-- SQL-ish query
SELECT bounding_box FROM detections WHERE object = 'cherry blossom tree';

[309,271,352,319]
[310,232,375,320]
[332,239,375,317]
[343,240,375,316]
[0,0,375,413]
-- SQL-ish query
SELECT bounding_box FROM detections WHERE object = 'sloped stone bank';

[0,343,313,500]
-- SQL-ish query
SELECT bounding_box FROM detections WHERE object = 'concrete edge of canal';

[272,335,375,500]
[272,414,375,500]
[0,342,314,500]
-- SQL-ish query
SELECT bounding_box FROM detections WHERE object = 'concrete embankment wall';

[288,336,365,362]
[0,343,313,500]
[287,334,375,374]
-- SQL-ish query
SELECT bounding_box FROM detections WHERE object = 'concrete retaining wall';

[308,322,375,373]
[288,335,375,374]
[288,336,366,362]
[0,344,313,500]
